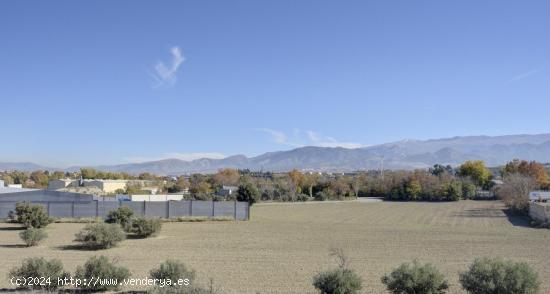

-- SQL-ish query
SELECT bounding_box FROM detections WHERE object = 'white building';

[529,191,550,201]
[116,194,185,202]
[218,185,238,196]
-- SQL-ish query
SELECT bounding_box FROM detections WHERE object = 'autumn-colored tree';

[458,160,492,188]
[351,173,366,197]
[302,173,319,197]
[213,168,240,186]
[189,174,212,195]
[329,177,352,199]
[30,171,50,188]
[502,159,549,188]
[288,169,305,194]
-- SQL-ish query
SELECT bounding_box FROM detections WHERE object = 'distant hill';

[3,133,550,174]
[0,162,55,172]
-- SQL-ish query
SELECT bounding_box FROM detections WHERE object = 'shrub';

[212,195,225,202]
[462,182,477,199]
[237,182,260,205]
[9,257,69,290]
[15,202,53,228]
[445,181,463,201]
[312,248,362,294]
[381,260,449,294]
[75,223,126,249]
[459,257,540,294]
[150,259,196,287]
[131,217,162,238]
[313,268,362,294]
[193,193,213,201]
[314,190,328,201]
[105,206,134,232]
[19,228,47,247]
[75,256,130,291]
[295,193,309,202]
[149,284,221,294]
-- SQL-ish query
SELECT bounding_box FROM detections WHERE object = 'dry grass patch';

[0,200,549,293]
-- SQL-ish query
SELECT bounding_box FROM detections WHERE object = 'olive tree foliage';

[312,248,363,294]
[14,202,53,228]
[381,260,449,294]
[150,259,196,287]
[19,228,47,247]
[75,223,126,249]
[131,217,162,238]
[105,206,134,232]
[75,256,131,291]
[9,257,69,290]
[459,257,540,294]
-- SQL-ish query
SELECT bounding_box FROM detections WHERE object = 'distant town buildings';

[48,179,156,194]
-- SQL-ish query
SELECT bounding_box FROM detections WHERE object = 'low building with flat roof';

[48,179,79,190]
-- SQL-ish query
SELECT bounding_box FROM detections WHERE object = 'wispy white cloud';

[508,69,541,82]
[255,128,300,146]
[151,46,185,87]
[257,128,363,149]
[124,152,226,163]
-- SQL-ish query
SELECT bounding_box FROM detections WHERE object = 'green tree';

[459,257,540,294]
[405,179,422,200]
[382,260,449,294]
[237,181,260,205]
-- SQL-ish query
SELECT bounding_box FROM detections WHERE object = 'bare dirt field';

[1,200,550,293]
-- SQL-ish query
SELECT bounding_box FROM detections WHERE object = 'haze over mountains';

[2,133,550,174]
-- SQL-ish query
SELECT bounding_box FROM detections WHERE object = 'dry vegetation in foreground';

[1,200,550,293]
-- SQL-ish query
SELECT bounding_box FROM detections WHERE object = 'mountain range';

[3,133,550,174]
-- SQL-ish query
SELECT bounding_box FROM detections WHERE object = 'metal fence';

[0,200,249,220]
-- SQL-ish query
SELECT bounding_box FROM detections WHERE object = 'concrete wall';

[0,200,249,220]
[129,194,184,201]
[529,202,550,223]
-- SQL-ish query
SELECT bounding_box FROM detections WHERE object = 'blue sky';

[1,1,549,167]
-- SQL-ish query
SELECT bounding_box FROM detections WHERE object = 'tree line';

[2,159,548,206]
